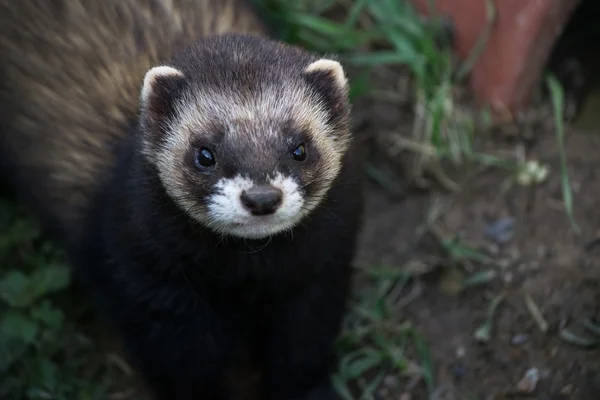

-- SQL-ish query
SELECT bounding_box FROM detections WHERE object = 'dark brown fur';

[0,0,266,246]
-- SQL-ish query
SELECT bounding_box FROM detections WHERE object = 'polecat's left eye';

[195,147,216,169]
[292,143,306,161]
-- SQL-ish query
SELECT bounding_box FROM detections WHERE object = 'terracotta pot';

[408,0,579,119]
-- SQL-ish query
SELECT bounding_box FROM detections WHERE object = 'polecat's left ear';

[302,59,350,126]
[140,66,186,125]
[303,59,348,92]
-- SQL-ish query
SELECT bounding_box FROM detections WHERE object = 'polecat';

[0,1,363,399]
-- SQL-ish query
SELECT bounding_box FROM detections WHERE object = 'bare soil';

[356,126,600,400]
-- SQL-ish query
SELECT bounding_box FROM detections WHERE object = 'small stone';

[485,242,500,256]
[485,217,516,244]
[383,375,399,389]
[560,384,574,396]
[404,259,433,275]
[529,260,540,271]
[430,385,454,400]
[450,361,467,380]
[516,367,540,393]
[503,272,513,284]
[399,394,411,400]
[507,247,521,261]
[456,346,466,358]
[511,333,530,346]
[580,259,592,270]
[498,258,512,269]
[537,245,548,258]
[439,268,465,295]
[540,368,551,379]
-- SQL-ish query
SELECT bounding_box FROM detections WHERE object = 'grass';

[333,266,431,399]
[0,0,582,399]
[254,0,577,216]
[255,0,476,174]
[0,200,130,399]
[546,73,580,233]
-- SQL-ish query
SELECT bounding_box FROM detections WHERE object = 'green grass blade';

[546,73,580,234]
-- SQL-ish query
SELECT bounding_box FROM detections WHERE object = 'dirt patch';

[356,127,600,399]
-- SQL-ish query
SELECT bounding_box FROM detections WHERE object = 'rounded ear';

[140,66,186,125]
[303,59,348,92]
[302,59,350,128]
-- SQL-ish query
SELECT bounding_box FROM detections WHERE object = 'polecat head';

[139,34,352,240]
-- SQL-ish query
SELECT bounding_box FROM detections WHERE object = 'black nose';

[240,185,283,216]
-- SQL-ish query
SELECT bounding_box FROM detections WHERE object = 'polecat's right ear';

[140,66,186,125]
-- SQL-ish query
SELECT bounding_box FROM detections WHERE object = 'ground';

[355,125,600,399]
[2,1,600,400]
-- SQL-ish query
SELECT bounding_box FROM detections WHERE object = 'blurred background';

[1,0,599,399]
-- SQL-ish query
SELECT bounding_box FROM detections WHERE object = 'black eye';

[195,147,215,169]
[292,143,306,161]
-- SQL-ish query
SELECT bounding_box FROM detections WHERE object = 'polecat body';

[0,1,363,400]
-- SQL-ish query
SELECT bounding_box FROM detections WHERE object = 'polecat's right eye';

[195,147,216,169]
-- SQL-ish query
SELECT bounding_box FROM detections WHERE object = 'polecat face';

[139,34,351,240]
